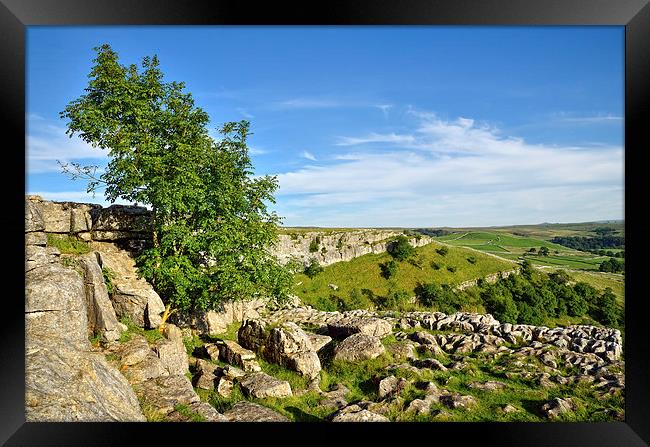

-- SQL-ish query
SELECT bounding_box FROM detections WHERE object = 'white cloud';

[336,132,416,146]
[27,115,107,174]
[249,146,268,156]
[274,112,623,227]
[236,107,255,119]
[375,104,392,117]
[300,150,317,161]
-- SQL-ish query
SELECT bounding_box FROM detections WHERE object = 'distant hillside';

[292,240,515,311]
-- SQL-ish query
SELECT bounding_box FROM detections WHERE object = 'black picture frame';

[2,0,648,445]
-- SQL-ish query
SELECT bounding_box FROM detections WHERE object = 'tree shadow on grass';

[285,406,325,422]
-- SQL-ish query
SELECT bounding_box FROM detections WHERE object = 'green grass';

[563,270,625,304]
[293,241,514,310]
[436,231,567,252]
[119,316,164,345]
[46,234,91,254]
[172,403,206,422]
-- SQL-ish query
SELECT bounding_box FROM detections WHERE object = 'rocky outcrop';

[329,402,390,422]
[79,252,123,342]
[262,322,322,379]
[25,231,145,421]
[93,242,165,329]
[171,298,268,336]
[272,230,432,267]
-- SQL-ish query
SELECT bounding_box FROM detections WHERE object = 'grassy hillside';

[292,241,515,310]
[433,230,616,272]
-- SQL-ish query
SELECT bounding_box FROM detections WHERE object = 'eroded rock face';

[333,333,386,362]
[25,340,146,422]
[541,397,575,419]
[224,401,289,422]
[79,252,123,342]
[95,245,165,329]
[219,340,261,372]
[25,243,145,422]
[133,375,199,416]
[153,324,189,376]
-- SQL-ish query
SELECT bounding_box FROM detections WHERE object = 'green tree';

[304,258,324,278]
[539,246,550,256]
[389,235,415,261]
[60,44,291,324]
[593,287,621,327]
[379,259,399,279]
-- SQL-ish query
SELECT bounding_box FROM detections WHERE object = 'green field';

[430,221,624,240]
[293,241,515,309]
[433,230,617,272]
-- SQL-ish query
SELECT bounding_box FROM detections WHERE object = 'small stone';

[239,372,292,399]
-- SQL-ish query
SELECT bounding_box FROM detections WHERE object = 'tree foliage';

[389,235,415,261]
[60,44,291,313]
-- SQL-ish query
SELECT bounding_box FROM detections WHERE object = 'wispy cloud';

[559,114,623,123]
[27,115,107,174]
[300,150,317,161]
[274,111,623,227]
[249,146,268,156]
[375,104,392,118]
[274,98,342,109]
[336,132,416,146]
[236,107,255,119]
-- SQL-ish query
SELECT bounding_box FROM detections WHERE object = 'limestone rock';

[204,343,220,361]
[377,375,408,400]
[219,340,260,372]
[133,375,199,417]
[329,403,390,422]
[91,204,151,239]
[333,333,386,362]
[328,316,392,338]
[25,196,45,232]
[166,401,228,422]
[25,231,47,246]
[154,327,189,376]
[95,246,165,328]
[414,358,448,372]
[26,263,88,350]
[25,245,60,272]
[121,351,169,384]
[263,322,322,379]
[468,381,507,391]
[440,393,478,409]
[387,340,418,361]
[223,401,289,422]
[215,376,234,398]
[541,397,575,419]
[25,340,146,422]
[238,318,268,351]
[239,372,293,399]
[307,333,332,353]
[79,253,122,342]
[113,335,151,366]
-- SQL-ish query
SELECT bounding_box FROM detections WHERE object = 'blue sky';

[26,26,624,227]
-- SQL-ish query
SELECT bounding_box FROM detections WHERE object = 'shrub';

[304,259,324,278]
[430,261,441,270]
[309,237,320,253]
[379,260,399,279]
[436,246,449,256]
[102,267,116,295]
[407,255,424,269]
[480,286,519,324]
[592,288,622,327]
[338,288,373,311]
[467,256,477,264]
[389,235,415,261]
[446,265,457,273]
[415,282,461,313]
[376,289,411,311]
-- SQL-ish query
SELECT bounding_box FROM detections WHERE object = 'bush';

[376,289,411,311]
[599,257,624,273]
[338,288,373,311]
[304,259,324,278]
[430,261,441,270]
[436,246,449,256]
[309,237,320,253]
[480,286,519,324]
[415,282,461,314]
[446,265,457,273]
[407,255,424,269]
[379,260,399,279]
[467,256,477,264]
[592,288,622,327]
[388,235,415,261]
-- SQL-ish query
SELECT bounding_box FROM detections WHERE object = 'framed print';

[2,0,649,445]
